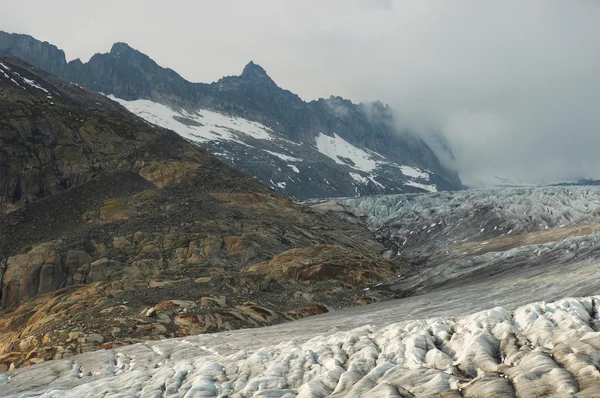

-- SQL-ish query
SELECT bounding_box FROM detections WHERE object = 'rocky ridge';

[0,31,462,199]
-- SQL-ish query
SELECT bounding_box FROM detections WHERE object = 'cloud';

[2,0,600,185]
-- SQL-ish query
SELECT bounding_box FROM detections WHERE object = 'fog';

[2,0,600,185]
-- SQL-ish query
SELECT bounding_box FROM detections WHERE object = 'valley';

[1,21,600,397]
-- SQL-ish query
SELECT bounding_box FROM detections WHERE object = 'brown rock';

[87,258,124,283]
[155,300,195,311]
[86,333,105,344]
[199,296,227,308]
[1,241,63,308]
[99,198,135,221]
[156,314,172,324]
[174,315,203,329]
[223,236,244,254]
[139,162,199,188]
[236,304,278,323]
[244,245,394,287]
[284,304,329,320]
[23,358,45,367]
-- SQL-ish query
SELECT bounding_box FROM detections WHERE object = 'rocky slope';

[0,55,408,372]
[0,31,462,199]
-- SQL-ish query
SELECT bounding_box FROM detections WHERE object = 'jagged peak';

[240,61,271,81]
[110,42,138,57]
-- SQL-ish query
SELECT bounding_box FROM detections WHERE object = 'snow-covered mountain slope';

[108,96,439,199]
[0,31,463,199]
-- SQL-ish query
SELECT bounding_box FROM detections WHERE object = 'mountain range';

[0,31,462,199]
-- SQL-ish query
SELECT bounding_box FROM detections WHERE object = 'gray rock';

[85,334,104,344]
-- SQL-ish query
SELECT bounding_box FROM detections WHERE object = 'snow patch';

[368,175,385,189]
[107,96,276,145]
[288,165,300,173]
[405,181,438,192]
[22,76,51,96]
[270,180,287,189]
[263,150,302,162]
[400,165,429,180]
[315,133,379,172]
[349,172,369,185]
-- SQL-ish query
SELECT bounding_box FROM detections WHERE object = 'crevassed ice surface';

[4,295,600,397]
[323,186,600,295]
[340,186,600,231]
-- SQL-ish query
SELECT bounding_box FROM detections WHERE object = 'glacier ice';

[4,295,600,397]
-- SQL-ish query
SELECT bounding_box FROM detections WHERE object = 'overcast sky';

[2,0,600,186]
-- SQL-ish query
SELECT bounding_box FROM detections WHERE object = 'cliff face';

[0,31,462,198]
[0,32,68,77]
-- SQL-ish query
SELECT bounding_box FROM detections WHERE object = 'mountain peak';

[110,42,136,57]
[240,61,270,81]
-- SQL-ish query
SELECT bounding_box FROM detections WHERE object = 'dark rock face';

[0,31,462,197]
[0,55,200,212]
[0,32,68,77]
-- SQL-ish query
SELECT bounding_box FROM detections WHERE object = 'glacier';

[3,186,600,396]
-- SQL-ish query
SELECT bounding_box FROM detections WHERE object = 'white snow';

[107,96,276,145]
[0,65,9,79]
[405,180,438,192]
[349,172,369,185]
[315,133,379,172]
[288,165,300,173]
[270,180,287,189]
[21,76,51,96]
[263,149,302,162]
[314,133,435,191]
[368,175,385,189]
[0,62,53,96]
[101,97,439,194]
[0,62,24,88]
[399,165,429,180]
